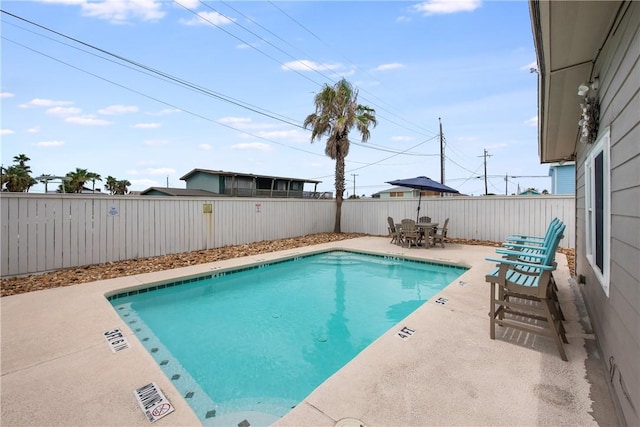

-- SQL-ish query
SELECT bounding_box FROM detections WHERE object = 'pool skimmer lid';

[335,417,367,427]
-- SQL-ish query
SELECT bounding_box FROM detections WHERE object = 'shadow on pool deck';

[0,237,619,426]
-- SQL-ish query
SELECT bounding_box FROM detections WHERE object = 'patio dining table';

[396,222,439,248]
[416,222,439,248]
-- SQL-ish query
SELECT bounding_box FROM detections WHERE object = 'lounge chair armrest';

[495,249,547,259]
[505,234,544,240]
[485,257,554,271]
[501,242,550,251]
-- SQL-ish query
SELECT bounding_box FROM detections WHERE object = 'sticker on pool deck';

[396,326,416,340]
[103,328,130,353]
[134,382,175,423]
[434,297,448,305]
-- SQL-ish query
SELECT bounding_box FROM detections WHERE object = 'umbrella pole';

[416,192,422,222]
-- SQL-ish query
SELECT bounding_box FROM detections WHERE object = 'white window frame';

[584,127,611,296]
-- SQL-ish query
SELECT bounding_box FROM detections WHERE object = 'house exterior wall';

[550,164,576,194]
[185,172,221,193]
[575,3,640,425]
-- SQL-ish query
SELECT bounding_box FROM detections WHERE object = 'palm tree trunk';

[334,152,346,233]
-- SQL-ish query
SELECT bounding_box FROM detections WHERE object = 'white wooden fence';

[0,193,574,277]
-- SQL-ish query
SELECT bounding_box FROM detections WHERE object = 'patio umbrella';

[386,176,459,222]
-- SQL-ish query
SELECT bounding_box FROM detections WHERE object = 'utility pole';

[439,117,445,185]
[351,173,358,198]
[505,173,508,195]
[479,149,492,195]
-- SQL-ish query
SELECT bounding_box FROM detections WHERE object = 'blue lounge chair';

[485,222,568,361]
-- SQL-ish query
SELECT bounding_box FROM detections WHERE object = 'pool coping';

[0,237,616,426]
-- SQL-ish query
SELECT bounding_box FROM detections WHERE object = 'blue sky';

[1,0,550,196]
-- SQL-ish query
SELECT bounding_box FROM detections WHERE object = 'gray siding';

[186,172,220,192]
[575,3,640,425]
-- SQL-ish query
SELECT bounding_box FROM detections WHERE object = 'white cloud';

[219,116,251,125]
[282,60,342,72]
[132,122,161,129]
[143,139,169,146]
[129,178,157,188]
[231,142,273,151]
[81,0,165,24]
[198,144,212,150]
[176,0,200,8]
[34,140,65,147]
[27,126,40,133]
[1,129,15,136]
[373,63,405,72]
[237,129,306,143]
[255,130,303,140]
[218,116,279,131]
[19,98,74,108]
[146,108,181,116]
[36,0,84,4]
[148,167,176,175]
[0,92,15,99]
[127,167,175,176]
[64,115,112,126]
[413,0,481,15]
[396,15,411,23]
[391,135,414,142]
[525,116,538,127]
[180,11,234,26]
[98,104,139,115]
[47,106,82,116]
[484,143,508,149]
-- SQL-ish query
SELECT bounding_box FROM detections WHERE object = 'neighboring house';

[377,186,440,198]
[549,162,576,194]
[179,169,322,199]
[531,1,639,425]
[140,187,221,197]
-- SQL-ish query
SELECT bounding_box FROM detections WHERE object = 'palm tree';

[87,172,102,193]
[105,176,118,195]
[66,168,90,193]
[13,154,31,169]
[304,78,376,232]
[2,165,36,192]
[2,155,36,192]
[114,179,131,195]
[104,176,131,195]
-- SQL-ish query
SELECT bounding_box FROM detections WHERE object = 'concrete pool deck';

[1,237,619,426]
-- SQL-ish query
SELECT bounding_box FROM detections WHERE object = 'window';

[390,192,404,197]
[584,127,610,296]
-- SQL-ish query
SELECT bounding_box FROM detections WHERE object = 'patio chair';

[400,219,422,248]
[496,222,567,321]
[498,221,565,261]
[387,217,403,245]
[504,218,561,246]
[418,216,431,224]
[431,218,449,248]
[485,223,568,360]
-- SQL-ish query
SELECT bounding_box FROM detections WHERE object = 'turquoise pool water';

[109,250,466,426]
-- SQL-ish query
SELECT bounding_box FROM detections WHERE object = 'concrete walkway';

[1,237,618,426]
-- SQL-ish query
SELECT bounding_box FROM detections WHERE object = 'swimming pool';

[109,250,466,426]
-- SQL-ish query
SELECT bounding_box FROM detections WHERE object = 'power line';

[266,1,439,137]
